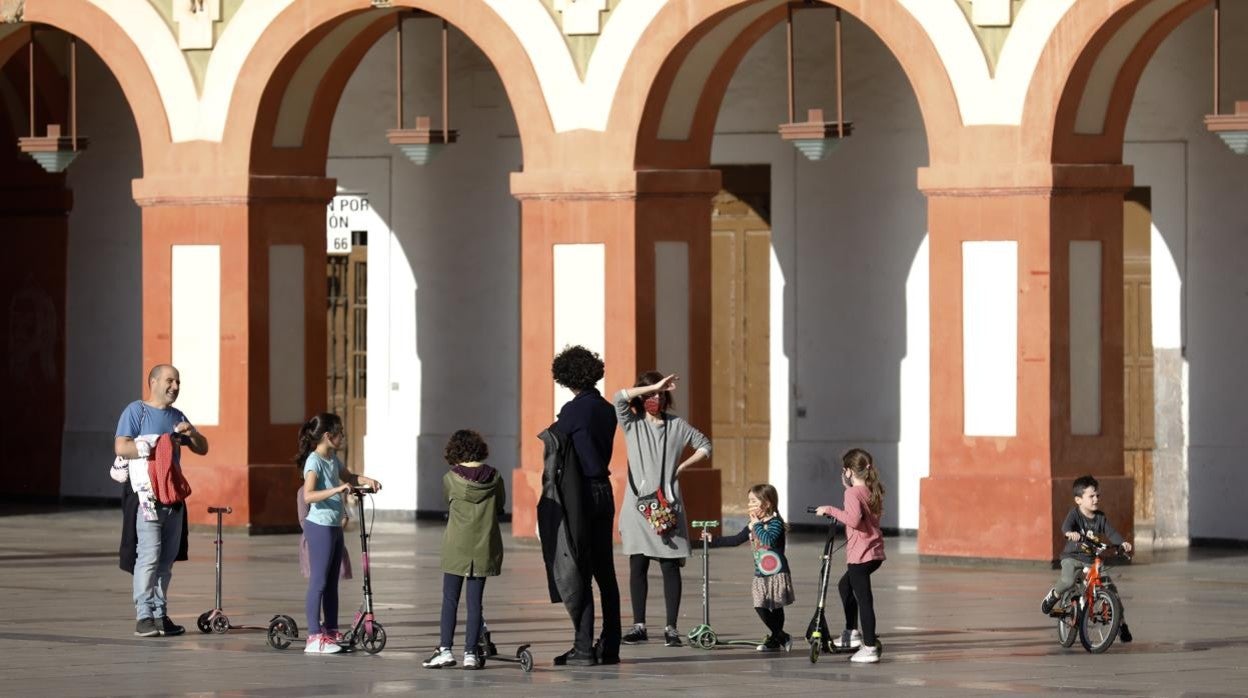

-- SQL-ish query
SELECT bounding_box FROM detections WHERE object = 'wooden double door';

[711,166,771,514]
[327,233,367,475]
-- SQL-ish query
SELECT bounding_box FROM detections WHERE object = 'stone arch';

[221,0,552,178]
[20,0,173,170]
[1026,0,1210,164]
[614,0,961,170]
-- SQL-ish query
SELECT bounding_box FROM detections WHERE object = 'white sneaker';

[304,633,323,653]
[850,644,880,664]
[318,635,342,654]
[422,647,456,668]
[463,651,480,670]
[831,629,862,650]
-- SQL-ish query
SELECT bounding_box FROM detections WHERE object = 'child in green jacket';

[422,430,505,670]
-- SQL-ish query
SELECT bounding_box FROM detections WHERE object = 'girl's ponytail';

[843,448,886,517]
[294,413,342,469]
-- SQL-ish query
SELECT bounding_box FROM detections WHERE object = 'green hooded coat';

[440,469,505,577]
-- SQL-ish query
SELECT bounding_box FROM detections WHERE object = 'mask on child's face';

[644,394,663,415]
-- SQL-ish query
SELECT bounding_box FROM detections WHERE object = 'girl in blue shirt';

[296,413,381,654]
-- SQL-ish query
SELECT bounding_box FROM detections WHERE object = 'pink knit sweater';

[826,485,886,564]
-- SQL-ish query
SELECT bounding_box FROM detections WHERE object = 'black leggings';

[755,607,787,639]
[629,554,681,628]
[838,560,883,645]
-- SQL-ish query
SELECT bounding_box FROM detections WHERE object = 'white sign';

[326,194,372,255]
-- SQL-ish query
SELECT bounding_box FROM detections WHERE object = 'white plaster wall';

[712,13,930,531]
[1125,6,1248,542]
[328,22,521,515]
[60,44,144,499]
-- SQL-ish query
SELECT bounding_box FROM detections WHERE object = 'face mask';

[644,395,663,415]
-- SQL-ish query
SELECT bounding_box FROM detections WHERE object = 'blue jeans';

[440,573,486,650]
[133,503,184,620]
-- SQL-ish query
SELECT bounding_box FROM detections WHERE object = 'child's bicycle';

[1052,532,1131,654]
[268,485,386,653]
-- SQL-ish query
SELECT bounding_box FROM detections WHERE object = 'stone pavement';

[1,505,1246,697]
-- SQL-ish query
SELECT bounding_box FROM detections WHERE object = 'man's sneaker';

[622,625,648,644]
[850,643,880,664]
[1041,590,1060,615]
[134,618,160,637]
[156,617,185,636]
[831,629,862,650]
[663,627,683,647]
[463,651,481,670]
[1118,622,1133,643]
[422,647,456,668]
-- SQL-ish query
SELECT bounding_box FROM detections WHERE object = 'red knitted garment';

[148,434,192,505]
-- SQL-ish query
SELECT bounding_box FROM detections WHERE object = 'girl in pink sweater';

[815,448,886,664]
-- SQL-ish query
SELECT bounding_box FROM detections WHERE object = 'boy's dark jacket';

[537,426,591,616]
[1059,507,1124,564]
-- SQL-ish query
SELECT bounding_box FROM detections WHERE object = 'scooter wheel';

[196,612,212,634]
[518,646,534,673]
[267,617,295,650]
[697,631,717,649]
[809,640,821,664]
[279,615,299,638]
[361,621,387,654]
[211,614,230,634]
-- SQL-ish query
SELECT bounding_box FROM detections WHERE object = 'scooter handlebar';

[350,485,376,495]
[207,506,233,514]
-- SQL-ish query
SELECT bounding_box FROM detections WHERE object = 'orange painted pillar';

[510,169,722,540]
[0,169,70,498]
[918,165,1134,562]
[133,176,334,531]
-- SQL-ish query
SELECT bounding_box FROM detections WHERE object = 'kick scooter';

[196,506,298,638]
[686,520,764,650]
[268,486,386,652]
[805,506,883,663]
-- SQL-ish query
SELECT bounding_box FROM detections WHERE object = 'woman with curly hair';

[422,429,505,670]
[550,345,622,665]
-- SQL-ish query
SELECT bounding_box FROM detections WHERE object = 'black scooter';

[197,506,296,637]
[804,506,883,663]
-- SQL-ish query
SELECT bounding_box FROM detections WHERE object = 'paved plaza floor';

[1,504,1246,697]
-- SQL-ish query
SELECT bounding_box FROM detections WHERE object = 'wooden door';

[327,231,368,474]
[711,166,771,514]
[1122,188,1154,522]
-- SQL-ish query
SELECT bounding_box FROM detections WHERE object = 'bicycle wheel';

[1078,587,1122,654]
[1056,609,1078,648]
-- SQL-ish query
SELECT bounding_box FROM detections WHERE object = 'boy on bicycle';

[1041,475,1133,619]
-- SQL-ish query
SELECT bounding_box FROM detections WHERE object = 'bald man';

[115,364,209,637]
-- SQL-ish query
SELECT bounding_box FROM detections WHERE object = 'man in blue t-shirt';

[115,364,209,638]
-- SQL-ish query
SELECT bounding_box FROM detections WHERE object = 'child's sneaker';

[757,633,793,651]
[831,629,862,650]
[422,647,456,668]
[463,650,481,670]
[1118,622,1133,643]
[622,624,648,644]
[305,633,341,654]
[326,630,346,646]
[1041,589,1059,615]
[481,628,498,657]
[849,643,880,663]
[304,633,323,653]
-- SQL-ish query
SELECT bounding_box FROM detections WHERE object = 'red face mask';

[643,394,663,415]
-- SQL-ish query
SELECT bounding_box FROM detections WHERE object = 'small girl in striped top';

[702,483,795,651]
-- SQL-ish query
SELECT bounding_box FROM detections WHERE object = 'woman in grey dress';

[615,371,711,648]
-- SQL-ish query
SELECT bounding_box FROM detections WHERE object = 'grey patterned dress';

[614,390,712,560]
